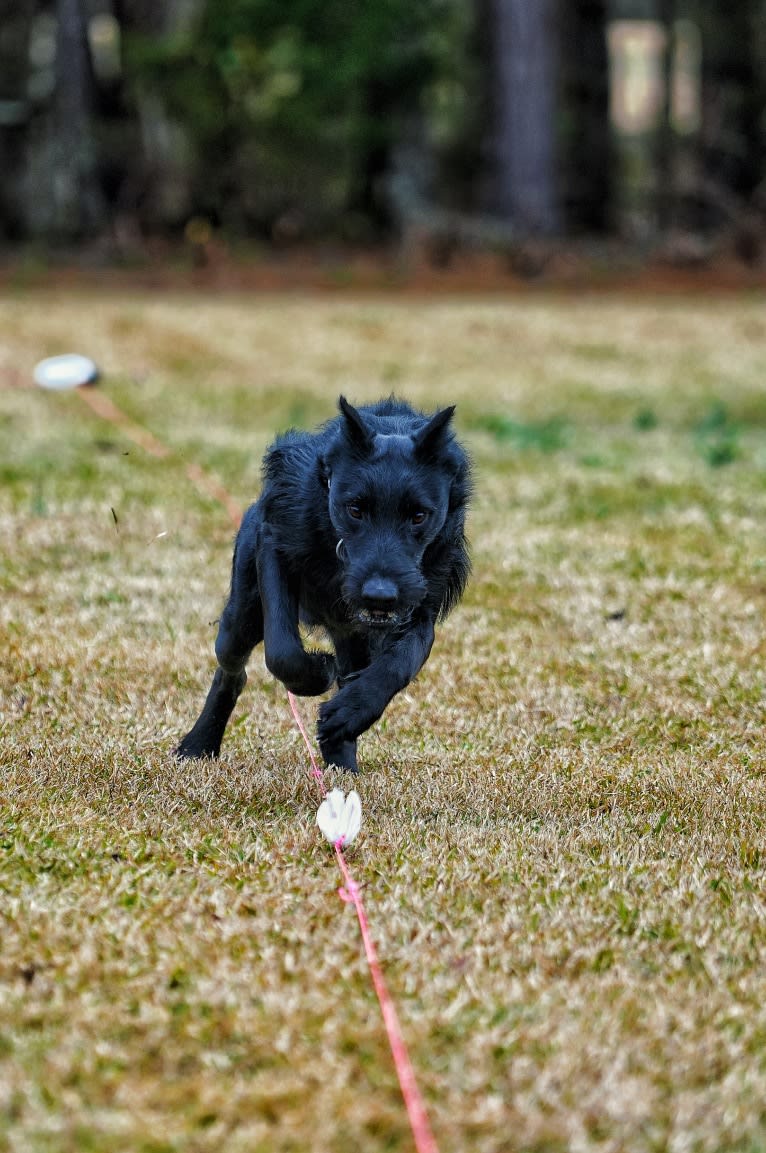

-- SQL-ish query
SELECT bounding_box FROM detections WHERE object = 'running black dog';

[176,396,471,771]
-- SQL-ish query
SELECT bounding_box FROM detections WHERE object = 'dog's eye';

[411,509,428,526]
[347,502,363,520]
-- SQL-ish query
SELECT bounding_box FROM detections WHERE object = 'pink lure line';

[288,692,440,1153]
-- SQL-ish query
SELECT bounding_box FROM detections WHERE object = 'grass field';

[2,291,766,1153]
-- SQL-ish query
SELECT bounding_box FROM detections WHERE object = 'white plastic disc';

[33,354,99,391]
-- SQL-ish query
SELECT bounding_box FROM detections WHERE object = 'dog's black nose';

[361,577,399,609]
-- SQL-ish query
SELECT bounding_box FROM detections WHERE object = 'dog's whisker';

[329,594,351,619]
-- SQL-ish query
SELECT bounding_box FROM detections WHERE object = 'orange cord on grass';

[78,388,245,525]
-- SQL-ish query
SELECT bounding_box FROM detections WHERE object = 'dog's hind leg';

[175,665,248,760]
[176,510,264,760]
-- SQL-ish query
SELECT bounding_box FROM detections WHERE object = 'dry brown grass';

[2,292,766,1152]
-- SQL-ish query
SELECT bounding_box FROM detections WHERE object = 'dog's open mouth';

[357,608,399,627]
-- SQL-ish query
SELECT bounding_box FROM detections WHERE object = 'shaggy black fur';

[176,396,471,771]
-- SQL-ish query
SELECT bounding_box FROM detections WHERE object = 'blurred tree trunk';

[489,0,559,233]
[0,0,34,240]
[348,77,398,234]
[698,0,762,206]
[52,0,106,238]
[113,0,203,232]
[654,0,675,233]
[560,0,612,233]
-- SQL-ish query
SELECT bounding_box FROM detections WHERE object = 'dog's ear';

[338,395,374,455]
[413,405,455,460]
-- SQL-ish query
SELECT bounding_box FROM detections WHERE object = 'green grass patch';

[469,411,568,452]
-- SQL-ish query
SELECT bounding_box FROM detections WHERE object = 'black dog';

[176,396,471,771]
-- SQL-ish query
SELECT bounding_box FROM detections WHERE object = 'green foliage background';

[128,0,464,236]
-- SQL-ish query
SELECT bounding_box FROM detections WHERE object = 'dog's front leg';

[257,525,337,696]
[318,614,436,768]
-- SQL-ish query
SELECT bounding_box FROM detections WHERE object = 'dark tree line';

[0,0,764,259]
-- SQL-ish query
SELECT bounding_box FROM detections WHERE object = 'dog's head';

[321,396,467,629]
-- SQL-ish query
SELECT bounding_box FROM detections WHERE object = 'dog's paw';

[318,738,359,773]
[175,731,221,760]
[284,650,337,697]
[318,687,378,754]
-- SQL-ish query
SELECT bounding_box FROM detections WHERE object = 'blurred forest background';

[1,0,765,273]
